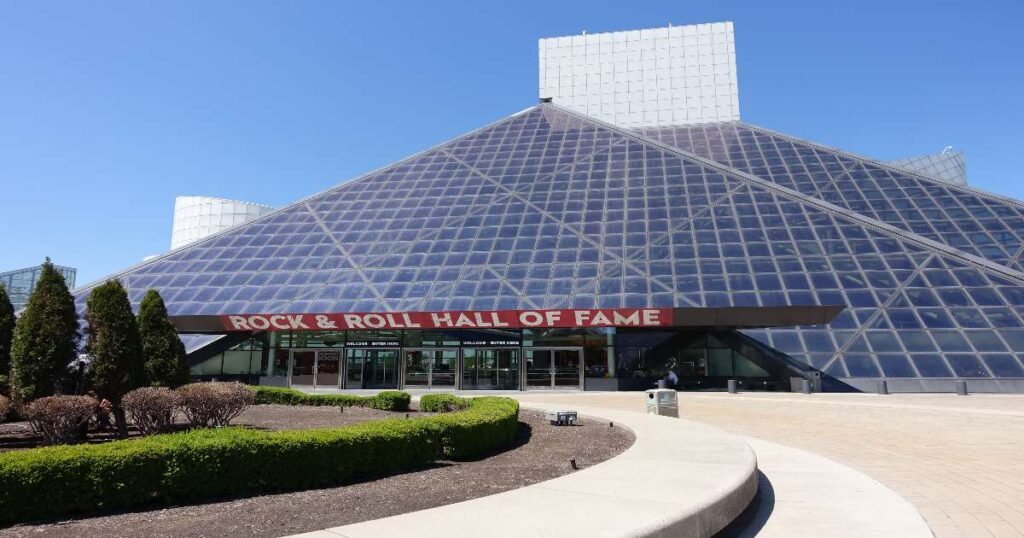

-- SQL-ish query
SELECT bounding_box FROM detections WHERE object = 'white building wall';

[170,196,275,250]
[539,22,740,129]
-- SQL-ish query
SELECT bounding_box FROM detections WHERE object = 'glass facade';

[69,103,1024,390]
[640,122,1024,270]
[1,264,77,309]
[189,328,777,391]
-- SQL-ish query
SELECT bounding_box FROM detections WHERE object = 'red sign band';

[219,308,673,332]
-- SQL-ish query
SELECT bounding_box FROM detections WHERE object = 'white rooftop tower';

[170,196,275,250]
[539,22,740,129]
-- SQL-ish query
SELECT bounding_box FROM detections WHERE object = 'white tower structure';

[539,22,740,129]
[170,196,275,250]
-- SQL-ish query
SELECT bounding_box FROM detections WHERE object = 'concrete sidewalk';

[516,392,1024,537]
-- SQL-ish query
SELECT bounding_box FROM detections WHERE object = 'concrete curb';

[294,402,759,538]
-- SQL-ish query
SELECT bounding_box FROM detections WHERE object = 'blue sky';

[2,0,1022,285]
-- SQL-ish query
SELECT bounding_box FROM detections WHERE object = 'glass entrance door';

[345,348,399,389]
[524,348,582,390]
[404,349,429,387]
[462,348,519,390]
[526,349,552,388]
[403,348,458,389]
[314,350,341,389]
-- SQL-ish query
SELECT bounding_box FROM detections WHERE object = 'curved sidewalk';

[297,403,759,538]
[734,438,931,537]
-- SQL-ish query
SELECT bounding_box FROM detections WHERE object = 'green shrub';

[424,397,519,459]
[0,395,516,524]
[372,390,411,411]
[252,386,411,412]
[0,418,440,523]
[419,393,470,413]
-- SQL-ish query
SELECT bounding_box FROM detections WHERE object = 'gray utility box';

[645,388,679,418]
[545,410,578,426]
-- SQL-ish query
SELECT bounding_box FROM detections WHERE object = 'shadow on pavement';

[714,470,775,537]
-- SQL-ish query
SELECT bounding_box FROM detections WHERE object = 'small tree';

[138,289,190,388]
[0,285,14,394]
[9,260,79,403]
[86,279,146,437]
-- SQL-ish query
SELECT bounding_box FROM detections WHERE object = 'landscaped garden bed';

[0,407,634,538]
[0,387,417,451]
[0,387,524,525]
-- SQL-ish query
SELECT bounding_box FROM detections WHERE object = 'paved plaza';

[513,391,1024,538]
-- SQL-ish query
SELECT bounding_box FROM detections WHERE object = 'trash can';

[645,388,679,418]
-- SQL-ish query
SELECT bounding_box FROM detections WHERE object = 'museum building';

[65,101,1024,393]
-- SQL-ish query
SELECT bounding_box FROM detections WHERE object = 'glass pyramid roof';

[640,122,1024,273]
[73,104,1024,382]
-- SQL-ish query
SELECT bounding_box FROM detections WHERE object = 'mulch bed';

[0,406,634,538]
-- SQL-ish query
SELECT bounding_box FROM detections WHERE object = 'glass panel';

[221,350,255,375]
[462,348,519,390]
[733,353,770,377]
[433,350,458,387]
[981,354,1024,377]
[404,350,430,387]
[946,354,990,377]
[707,348,733,376]
[365,350,398,389]
[526,350,552,388]
[462,349,477,389]
[316,350,341,387]
[271,348,289,377]
[191,354,222,376]
[291,350,315,386]
[911,354,953,377]
[345,349,364,389]
[553,349,582,387]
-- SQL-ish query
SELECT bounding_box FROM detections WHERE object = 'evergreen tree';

[138,289,190,388]
[86,279,146,437]
[0,285,15,394]
[10,259,79,403]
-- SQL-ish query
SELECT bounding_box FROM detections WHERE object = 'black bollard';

[727,379,738,394]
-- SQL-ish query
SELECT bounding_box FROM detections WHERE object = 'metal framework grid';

[72,104,1024,383]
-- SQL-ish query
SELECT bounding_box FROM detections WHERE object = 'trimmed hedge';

[252,386,411,411]
[423,396,519,459]
[0,395,516,524]
[419,393,470,413]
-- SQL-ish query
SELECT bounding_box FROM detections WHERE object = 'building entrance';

[403,348,458,389]
[461,348,519,390]
[345,348,399,389]
[524,347,583,389]
[287,349,342,389]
